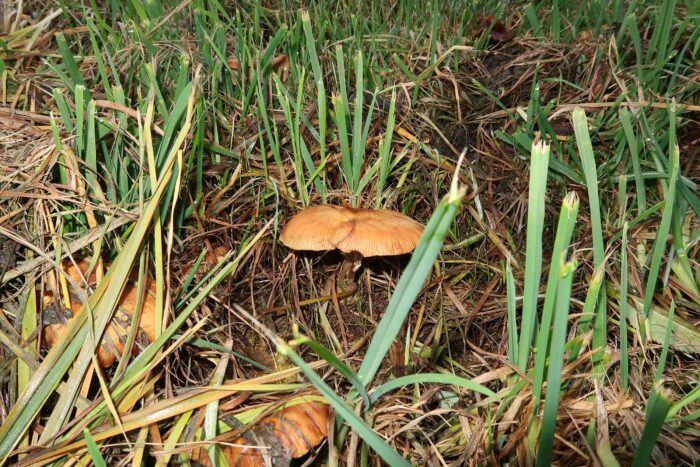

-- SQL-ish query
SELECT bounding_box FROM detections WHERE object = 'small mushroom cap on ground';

[42,258,157,367]
[280,205,424,257]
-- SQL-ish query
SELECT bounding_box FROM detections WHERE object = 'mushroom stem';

[337,251,362,293]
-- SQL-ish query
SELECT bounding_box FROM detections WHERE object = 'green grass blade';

[374,91,396,208]
[642,146,679,319]
[429,0,439,63]
[667,384,700,421]
[536,259,577,467]
[332,92,352,189]
[573,108,608,370]
[335,45,351,118]
[85,100,98,194]
[55,32,85,89]
[632,385,673,467]
[532,192,580,408]
[204,345,230,467]
[506,259,518,365]
[52,88,73,133]
[357,182,466,387]
[597,435,622,467]
[156,411,193,467]
[351,50,365,195]
[296,336,371,408]
[86,18,113,99]
[620,222,630,390]
[568,259,605,363]
[619,109,647,214]
[82,428,107,467]
[368,373,499,404]
[302,10,327,197]
[517,141,550,371]
[75,85,85,158]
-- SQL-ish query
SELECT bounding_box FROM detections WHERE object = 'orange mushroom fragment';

[42,258,157,367]
[191,401,331,467]
[194,245,232,280]
[280,205,424,290]
[227,54,290,81]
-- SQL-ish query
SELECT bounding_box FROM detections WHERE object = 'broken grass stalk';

[517,140,550,372]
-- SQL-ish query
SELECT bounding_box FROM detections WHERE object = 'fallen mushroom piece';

[191,401,331,467]
[42,258,157,367]
[227,54,290,82]
[476,15,514,42]
[280,205,424,291]
[194,245,232,280]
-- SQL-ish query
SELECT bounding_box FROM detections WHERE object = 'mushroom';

[42,258,157,367]
[279,205,424,291]
[191,401,331,467]
[194,245,232,281]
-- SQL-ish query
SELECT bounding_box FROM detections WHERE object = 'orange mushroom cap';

[279,205,424,257]
[42,258,157,367]
[191,401,331,467]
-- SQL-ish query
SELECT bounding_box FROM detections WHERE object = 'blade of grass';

[368,373,499,404]
[295,336,371,408]
[55,32,85,89]
[642,146,679,319]
[620,222,630,390]
[52,88,73,133]
[143,90,165,337]
[568,257,606,363]
[619,109,647,215]
[517,141,550,371]
[204,341,231,467]
[332,92,352,189]
[155,411,193,467]
[573,108,607,371]
[667,106,699,296]
[667,384,700,421]
[506,259,518,365]
[17,281,37,453]
[351,50,365,197]
[302,10,327,198]
[631,384,674,467]
[532,192,580,410]
[357,162,467,387]
[374,91,397,208]
[75,85,85,158]
[536,258,577,467]
[82,429,107,467]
